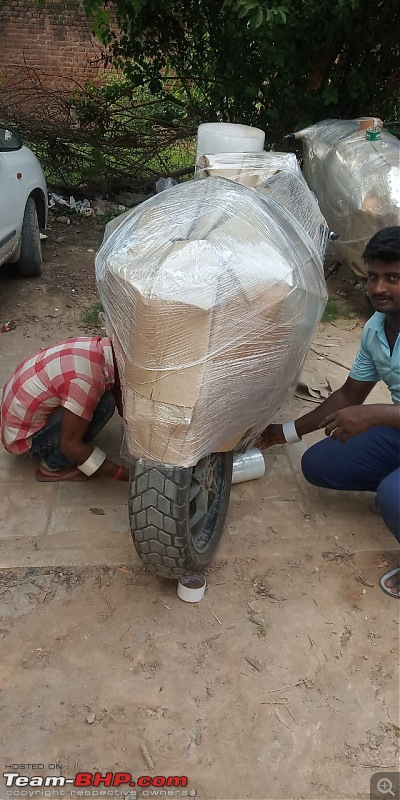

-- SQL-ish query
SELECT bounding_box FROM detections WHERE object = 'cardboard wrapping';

[296,118,400,278]
[195,151,300,187]
[96,174,328,466]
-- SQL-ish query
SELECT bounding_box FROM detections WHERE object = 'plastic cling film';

[195,151,301,188]
[232,448,266,484]
[296,118,400,279]
[96,175,329,467]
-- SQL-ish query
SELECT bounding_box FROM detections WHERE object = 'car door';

[0,128,21,264]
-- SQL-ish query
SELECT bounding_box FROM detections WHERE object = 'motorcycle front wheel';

[128,452,233,579]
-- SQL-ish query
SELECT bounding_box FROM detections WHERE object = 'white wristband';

[78,447,107,476]
[282,420,302,444]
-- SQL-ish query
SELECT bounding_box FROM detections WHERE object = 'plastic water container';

[196,122,265,160]
[232,448,266,484]
[365,126,382,141]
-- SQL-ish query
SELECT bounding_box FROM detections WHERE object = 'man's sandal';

[35,466,87,482]
[380,567,400,599]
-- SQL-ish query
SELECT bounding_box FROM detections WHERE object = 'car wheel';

[18,197,43,277]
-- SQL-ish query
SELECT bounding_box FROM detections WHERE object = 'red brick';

[0,0,112,94]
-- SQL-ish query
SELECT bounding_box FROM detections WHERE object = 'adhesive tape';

[177,574,206,603]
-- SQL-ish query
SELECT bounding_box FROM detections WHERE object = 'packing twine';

[332,235,371,244]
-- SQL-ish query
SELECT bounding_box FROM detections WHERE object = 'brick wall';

[0,0,109,91]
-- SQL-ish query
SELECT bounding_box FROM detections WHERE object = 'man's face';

[366,258,400,314]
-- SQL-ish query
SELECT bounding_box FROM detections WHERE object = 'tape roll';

[177,575,206,603]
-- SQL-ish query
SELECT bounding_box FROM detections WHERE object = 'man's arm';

[295,377,377,436]
[60,409,129,480]
[258,376,377,448]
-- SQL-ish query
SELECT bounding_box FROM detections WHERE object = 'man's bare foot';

[380,567,400,598]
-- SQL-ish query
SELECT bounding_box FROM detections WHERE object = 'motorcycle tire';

[128,452,233,579]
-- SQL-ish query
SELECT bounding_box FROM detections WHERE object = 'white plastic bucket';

[196,122,265,160]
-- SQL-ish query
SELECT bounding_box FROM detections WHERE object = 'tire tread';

[129,456,232,579]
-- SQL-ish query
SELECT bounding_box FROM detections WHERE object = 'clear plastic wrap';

[96,176,328,467]
[195,151,300,187]
[296,119,400,278]
[257,170,329,256]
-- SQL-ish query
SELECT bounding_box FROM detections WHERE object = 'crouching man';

[1,336,129,483]
[258,227,400,598]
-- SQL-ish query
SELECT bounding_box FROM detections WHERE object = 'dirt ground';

[0,214,398,800]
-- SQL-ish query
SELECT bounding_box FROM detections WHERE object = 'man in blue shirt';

[259,227,400,598]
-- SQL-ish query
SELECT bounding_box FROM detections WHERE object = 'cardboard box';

[116,244,297,463]
[118,239,220,409]
[124,389,249,464]
[121,270,296,463]
[196,152,300,187]
[124,390,193,463]
[97,177,327,466]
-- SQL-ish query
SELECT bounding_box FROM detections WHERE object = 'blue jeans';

[26,390,115,470]
[301,426,400,543]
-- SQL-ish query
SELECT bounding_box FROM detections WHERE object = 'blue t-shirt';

[349,312,400,404]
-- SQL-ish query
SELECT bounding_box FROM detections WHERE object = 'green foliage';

[9,72,196,188]
[71,0,400,143]
[321,298,341,323]
[29,0,398,186]
[222,1,289,28]
[82,301,104,327]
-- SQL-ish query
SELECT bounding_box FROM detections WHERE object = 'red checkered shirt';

[1,337,115,454]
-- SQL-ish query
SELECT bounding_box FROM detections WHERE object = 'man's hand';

[60,409,130,480]
[321,405,378,442]
[256,424,286,450]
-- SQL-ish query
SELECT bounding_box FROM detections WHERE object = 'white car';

[0,125,48,277]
